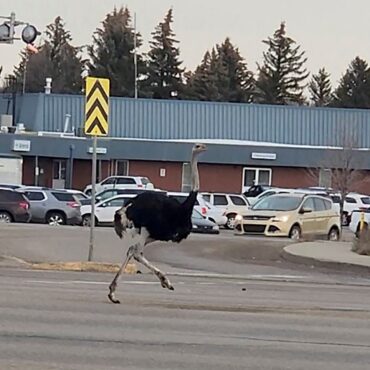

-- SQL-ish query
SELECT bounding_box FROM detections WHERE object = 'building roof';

[1,93,370,147]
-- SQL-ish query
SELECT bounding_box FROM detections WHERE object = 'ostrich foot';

[108,284,121,304]
[160,275,174,291]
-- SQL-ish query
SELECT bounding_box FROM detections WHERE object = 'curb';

[30,261,139,274]
[281,247,370,275]
[0,256,138,274]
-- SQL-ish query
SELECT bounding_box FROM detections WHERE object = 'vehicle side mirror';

[300,207,313,214]
[96,196,101,202]
[100,203,107,208]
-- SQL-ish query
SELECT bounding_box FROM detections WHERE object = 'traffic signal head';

[21,24,39,44]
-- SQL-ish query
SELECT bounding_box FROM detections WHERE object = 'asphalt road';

[1,224,370,369]
[0,268,370,370]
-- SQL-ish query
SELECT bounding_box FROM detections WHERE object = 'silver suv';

[17,187,82,226]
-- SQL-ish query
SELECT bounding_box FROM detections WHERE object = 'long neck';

[182,151,200,214]
[191,151,200,192]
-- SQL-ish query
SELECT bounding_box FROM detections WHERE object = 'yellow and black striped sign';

[84,77,110,136]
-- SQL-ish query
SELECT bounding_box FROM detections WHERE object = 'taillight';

[19,201,29,210]
[67,202,80,208]
[201,207,207,215]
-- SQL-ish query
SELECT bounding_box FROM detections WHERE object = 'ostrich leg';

[108,245,135,304]
[133,227,174,291]
[133,253,174,291]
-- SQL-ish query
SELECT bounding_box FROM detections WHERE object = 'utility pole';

[134,12,138,99]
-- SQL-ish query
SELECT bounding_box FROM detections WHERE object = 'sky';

[1,0,370,87]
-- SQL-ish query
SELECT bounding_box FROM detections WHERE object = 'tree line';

[2,7,370,109]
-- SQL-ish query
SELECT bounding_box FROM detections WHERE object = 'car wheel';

[225,213,237,230]
[46,212,66,226]
[289,225,301,240]
[328,227,340,241]
[0,211,12,223]
[82,214,98,227]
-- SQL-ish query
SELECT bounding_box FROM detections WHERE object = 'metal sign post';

[88,135,97,261]
[84,77,110,261]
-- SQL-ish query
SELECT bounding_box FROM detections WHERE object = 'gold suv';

[235,193,341,240]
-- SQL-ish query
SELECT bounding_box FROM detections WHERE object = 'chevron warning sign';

[84,77,110,136]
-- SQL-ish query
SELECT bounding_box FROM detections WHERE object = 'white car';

[83,176,153,196]
[201,192,250,229]
[342,193,370,224]
[349,209,370,237]
[81,194,136,226]
[167,192,227,227]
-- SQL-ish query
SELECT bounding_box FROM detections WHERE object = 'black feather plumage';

[115,191,197,243]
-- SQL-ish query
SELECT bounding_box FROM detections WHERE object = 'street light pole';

[22,53,28,94]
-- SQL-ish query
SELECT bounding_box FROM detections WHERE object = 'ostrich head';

[191,143,207,192]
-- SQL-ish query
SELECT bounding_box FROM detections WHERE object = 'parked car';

[83,176,153,196]
[57,189,90,203]
[341,193,370,225]
[16,188,82,226]
[201,192,249,229]
[80,194,136,226]
[191,208,219,234]
[349,208,370,237]
[0,183,24,190]
[0,188,31,223]
[80,188,167,206]
[243,185,272,201]
[235,193,341,240]
[167,192,227,227]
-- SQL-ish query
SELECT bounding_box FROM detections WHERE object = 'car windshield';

[141,177,150,185]
[73,193,88,200]
[98,191,117,201]
[252,195,302,211]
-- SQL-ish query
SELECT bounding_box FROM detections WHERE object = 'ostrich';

[108,143,207,304]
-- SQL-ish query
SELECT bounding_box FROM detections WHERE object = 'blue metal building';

[1,93,370,147]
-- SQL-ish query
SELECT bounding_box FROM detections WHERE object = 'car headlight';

[271,215,289,222]
[193,225,198,228]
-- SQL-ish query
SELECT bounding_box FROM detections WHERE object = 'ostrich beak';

[194,143,207,152]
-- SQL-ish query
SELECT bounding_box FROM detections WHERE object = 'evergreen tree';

[184,50,218,101]
[184,39,254,103]
[255,22,309,105]
[12,17,83,94]
[309,68,332,106]
[214,37,254,103]
[332,57,370,109]
[88,7,145,97]
[144,8,184,99]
